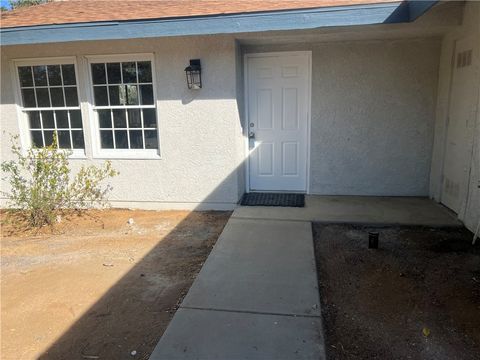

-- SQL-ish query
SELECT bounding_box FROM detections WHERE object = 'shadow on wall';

[37,161,246,359]
[181,91,200,105]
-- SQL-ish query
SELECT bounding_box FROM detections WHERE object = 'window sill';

[28,148,87,159]
[92,149,161,160]
[69,152,88,159]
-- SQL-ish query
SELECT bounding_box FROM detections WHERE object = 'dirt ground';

[313,224,480,360]
[1,209,231,360]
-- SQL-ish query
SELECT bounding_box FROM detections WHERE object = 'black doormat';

[240,192,305,207]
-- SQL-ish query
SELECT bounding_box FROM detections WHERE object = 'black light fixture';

[184,59,202,90]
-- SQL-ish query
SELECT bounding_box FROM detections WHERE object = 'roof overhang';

[0,1,437,46]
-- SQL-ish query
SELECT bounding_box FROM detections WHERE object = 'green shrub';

[1,134,118,227]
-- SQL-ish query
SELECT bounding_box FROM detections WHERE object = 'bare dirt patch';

[1,209,231,360]
[313,224,480,360]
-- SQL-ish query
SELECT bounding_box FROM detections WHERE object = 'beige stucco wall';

[0,36,246,210]
[430,1,480,233]
[244,37,440,196]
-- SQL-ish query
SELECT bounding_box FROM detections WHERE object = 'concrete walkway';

[150,196,460,360]
[150,218,324,360]
[233,196,461,226]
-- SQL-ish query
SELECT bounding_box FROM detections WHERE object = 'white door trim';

[243,51,312,193]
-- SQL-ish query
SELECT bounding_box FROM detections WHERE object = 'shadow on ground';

[31,167,244,359]
[24,210,230,360]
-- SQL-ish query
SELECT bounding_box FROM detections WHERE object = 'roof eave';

[0,1,437,46]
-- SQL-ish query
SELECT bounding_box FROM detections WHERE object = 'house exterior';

[0,0,479,233]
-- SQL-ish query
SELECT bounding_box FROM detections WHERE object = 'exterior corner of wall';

[234,39,247,199]
[429,36,455,201]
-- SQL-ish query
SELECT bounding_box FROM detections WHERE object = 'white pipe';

[473,217,480,245]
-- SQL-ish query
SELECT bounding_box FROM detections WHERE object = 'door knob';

[249,132,255,139]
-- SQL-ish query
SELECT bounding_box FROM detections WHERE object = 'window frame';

[12,56,86,158]
[86,53,161,159]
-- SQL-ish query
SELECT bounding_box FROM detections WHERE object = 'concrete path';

[150,218,325,360]
[233,196,461,226]
[151,196,459,359]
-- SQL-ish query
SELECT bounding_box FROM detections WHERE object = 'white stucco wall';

[244,38,440,196]
[430,1,480,233]
[0,36,245,210]
[1,34,441,209]
[310,39,439,196]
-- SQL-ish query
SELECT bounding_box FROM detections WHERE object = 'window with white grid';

[89,56,159,154]
[16,61,85,150]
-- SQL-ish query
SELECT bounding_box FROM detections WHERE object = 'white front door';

[441,37,477,214]
[247,52,310,192]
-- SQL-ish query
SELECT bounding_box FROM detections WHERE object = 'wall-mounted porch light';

[184,59,202,90]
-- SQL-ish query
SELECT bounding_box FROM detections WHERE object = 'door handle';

[249,131,255,139]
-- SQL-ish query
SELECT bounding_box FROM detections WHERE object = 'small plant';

[1,134,118,227]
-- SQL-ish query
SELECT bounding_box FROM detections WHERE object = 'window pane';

[127,109,141,127]
[28,111,41,129]
[90,59,158,151]
[126,85,138,105]
[47,65,62,86]
[36,88,50,107]
[70,110,82,128]
[107,63,121,84]
[62,64,76,85]
[144,130,158,149]
[120,86,127,105]
[91,63,106,85]
[50,87,65,107]
[33,65,47,86]
[44,130,54,146]
[100,130,114,148]
[108,85,122,106]
[113,109,126,128]
[114,130,128,148]
[122,62,137,83]
[129,130,143,149]
[56,110,69,128]
[98,110,112,128]
[18,66,33,87]
[137,61,152,83]
[58,130,71,148]
[21,89,36,107]
[64,87,79,106]
[41,111,54,128]
[94,86,109,106]
[31,131,44,147]
[140,85,154,105]
[142,109,157,128]
[72,130,85,149]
